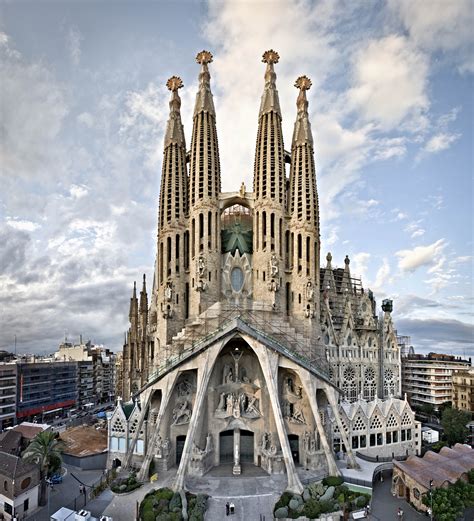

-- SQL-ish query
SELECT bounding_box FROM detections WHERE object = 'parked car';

[48,474,63,484]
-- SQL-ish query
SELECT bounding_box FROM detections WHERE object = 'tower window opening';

[262,211,267,249]
[306,236,310,276]
[279,218,282,257]
[175,234,180,274]
[263,271,266,282]
[159,242,163,284]
[167,236,172,276]
[208,211,212,249]
[191,219,195,259]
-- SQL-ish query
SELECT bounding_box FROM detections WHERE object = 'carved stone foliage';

[172,400,192,425]
[215,391,261,419]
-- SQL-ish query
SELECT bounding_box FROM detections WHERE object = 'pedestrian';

[229,502,235,515]
[226,502,230,516]
[397,507,404,520]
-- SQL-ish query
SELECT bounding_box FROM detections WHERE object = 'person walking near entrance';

[226,502,230,516]
[397,507,404,520]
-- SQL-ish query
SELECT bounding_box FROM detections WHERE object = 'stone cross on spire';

[259,49,281,116]
[194,50,215,116]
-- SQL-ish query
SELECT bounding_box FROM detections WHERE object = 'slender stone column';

[324,384,359,469]
[297,371,340,476]
[137,372,179,481]
[173,341,223,491]
[233,428,241,475]
[245,337,303,494]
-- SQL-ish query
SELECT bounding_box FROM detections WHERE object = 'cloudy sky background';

[0,0,472,356]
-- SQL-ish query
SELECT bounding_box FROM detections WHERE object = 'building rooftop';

[0,430,22,455]
[12,422,50,440]
[394,444,474,489]
[60,425,107,457]
[0,451,39,485]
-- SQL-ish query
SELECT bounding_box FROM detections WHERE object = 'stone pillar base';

[233,464,241,475]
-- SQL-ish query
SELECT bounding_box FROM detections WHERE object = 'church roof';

[394,444,474,489]
[340,396,410,420]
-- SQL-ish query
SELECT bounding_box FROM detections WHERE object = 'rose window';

[343,366,356,382]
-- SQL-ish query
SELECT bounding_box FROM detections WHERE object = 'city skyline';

[0,0,473,356]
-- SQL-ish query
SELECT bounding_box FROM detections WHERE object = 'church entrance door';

[288,434,299,464]
[219,430,233,463]
[240,430,254,463]
[176,435,186,466]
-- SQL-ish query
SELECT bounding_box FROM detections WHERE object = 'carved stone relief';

[215,392,261,419]
[172,400,192,425]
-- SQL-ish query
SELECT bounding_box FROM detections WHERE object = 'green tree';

[441,407,470,445]
[22,431,65,505]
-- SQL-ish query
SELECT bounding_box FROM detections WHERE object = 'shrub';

[355,496,368,508]
[155,488,174,501]
[319,500,335,514]
[169,492,182,511]
[274,506,289,519]
[274,491,293,511]
[143,511,155,521]
[322,476,344,487]
[302,498,321,519]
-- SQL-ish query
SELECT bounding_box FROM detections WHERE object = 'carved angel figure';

[269,253,279,277]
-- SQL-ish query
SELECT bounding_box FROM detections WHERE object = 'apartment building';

[55,340,116,407]
[402,352,471,410]
[16,359,78,422]
[453,367,474,413]
[0,364,17,430]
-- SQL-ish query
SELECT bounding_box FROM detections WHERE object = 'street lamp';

[429,479,434,521]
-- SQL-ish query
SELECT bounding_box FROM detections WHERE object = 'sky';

[0,0,472,357]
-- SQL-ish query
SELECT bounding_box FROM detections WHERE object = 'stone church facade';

[109,50,409,492]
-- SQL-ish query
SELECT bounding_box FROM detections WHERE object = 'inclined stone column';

[233,428,241,475]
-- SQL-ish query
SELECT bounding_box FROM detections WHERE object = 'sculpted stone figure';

[269,253,279,277]
[306,280,314,301]
[172,400,191,425]
[197,255,206,277]
[165,282,173,302]
[177,379,192,396]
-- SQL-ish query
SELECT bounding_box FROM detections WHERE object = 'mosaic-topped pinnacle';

[262,49,280,65]
[196,50,213,65]
[295,75,312,91]
[166,76,183,92]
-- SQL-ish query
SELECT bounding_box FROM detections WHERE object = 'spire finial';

[345,255,350,266]
[193,50,215,116]
[166,76,183,92]
[295,75,312,91]
[262,49,280,64]
[196,50,213,65]
[133,280,137,296]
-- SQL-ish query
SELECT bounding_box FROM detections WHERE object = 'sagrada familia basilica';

[107,50,419,493]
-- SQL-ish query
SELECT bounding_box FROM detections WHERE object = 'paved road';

[370,470,425,521]
[27,465,105,520]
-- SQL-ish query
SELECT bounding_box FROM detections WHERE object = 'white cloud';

[6,219,41,232]
[373,258,391,290]
[0,33,69,181]
[69,184,89,199]
[347,35,429,130]
[77,112,95,128]
[68,26,83,67]
[404,220,425,239]
[396,239,447,273]
[389,0,474,73]
[423,132,460,153]
[351,252,371,283]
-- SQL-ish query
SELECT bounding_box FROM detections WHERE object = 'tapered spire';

[289,76,318,224]
[253,50,286,205]
[189,50,221,206]
[129,281,138,322]
[139,274,148,313]
[159,76,188,229]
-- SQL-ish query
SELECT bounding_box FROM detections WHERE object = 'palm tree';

[22,430,65,506]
